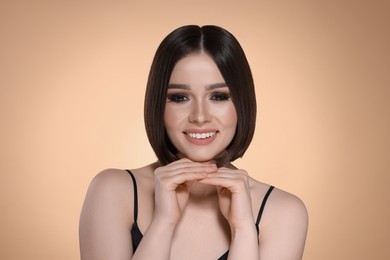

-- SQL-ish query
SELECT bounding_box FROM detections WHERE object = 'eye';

[167,94,189,103]
[211,92,231,101]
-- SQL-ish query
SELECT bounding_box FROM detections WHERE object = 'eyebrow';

[206,82,228,90]
[168,84,190,90]
[168,82,228,90]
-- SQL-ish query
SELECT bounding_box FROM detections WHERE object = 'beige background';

[1,0,389,259]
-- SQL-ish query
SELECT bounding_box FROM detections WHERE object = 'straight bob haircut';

[144,25,256,166]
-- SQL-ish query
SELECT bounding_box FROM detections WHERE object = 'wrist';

[151,214,179,230]
[230,224,258,239]
[228,225,260,259]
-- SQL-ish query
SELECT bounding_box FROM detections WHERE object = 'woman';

[79,25,308,260]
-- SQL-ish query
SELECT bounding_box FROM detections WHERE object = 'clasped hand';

[153,158,254,230]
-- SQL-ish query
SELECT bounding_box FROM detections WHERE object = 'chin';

[182,151,226,164]
[177,152,215,163]
[187,156,215,163]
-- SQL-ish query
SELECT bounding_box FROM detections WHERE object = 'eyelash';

[167,94,188,103]
[166,93,231,103]
[211,93,230,101]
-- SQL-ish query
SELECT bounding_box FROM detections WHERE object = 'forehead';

[169,52,225,84]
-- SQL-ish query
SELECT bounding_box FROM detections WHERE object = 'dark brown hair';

[144,25,256,166]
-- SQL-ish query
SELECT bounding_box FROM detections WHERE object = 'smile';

[185,131,217,139]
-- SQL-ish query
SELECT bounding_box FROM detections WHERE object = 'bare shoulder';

[79,165,156,260]
[81,164,156,226]
[256,183,308,259]
[249,179,307,224]
[81,168,136,225]
[267,187,307,220]
[89,168,133,191]
[88,164,156,195]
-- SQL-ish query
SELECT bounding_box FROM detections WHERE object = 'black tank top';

[126,170,274,260]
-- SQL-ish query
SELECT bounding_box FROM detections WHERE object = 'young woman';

[79,25,308,260]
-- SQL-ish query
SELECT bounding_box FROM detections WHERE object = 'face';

[164,52,237,163]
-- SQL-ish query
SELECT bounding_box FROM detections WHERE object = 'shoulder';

[90,168,132,189]
[86,168,135,206]
[81,168,135,223]
[265,187,308,229]
[82,165,156,215]
[249,179,307,225]
[259,186,308,259]
[250,180,308,225]
[267,186,307,212]
[79,166,156,259]
[88,164,155,195]
[79,169,135,259]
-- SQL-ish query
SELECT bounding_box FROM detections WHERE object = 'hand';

[153,158,217,225]
[199,167,255,230]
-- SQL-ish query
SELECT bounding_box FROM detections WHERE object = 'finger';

[168,161,217,172]
[157,160,217,173]
[156,164,217,177]
[214,168,248,175]
[171,165,217,176]
[160,171,209,190]
[168,158,215,167]
[199,175,249,193]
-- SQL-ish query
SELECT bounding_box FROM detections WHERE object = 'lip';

[183,129,219,145]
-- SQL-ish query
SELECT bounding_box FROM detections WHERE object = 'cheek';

[217,104,238,127]
[164,106,183,129]
[228,106,238,126]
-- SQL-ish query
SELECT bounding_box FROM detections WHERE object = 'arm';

[132,159,216,259]
[79,168,177,260]
[79,168,178,260]
[228,222,260,260]
[80,160,216,260]
[199,169,308,260]
[259,190,308,260]
[131,216,176,259]
[199,168,260,260]
[79,169,133,260]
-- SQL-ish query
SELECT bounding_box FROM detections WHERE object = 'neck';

[189,181,218,198]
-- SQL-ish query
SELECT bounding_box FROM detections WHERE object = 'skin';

[164,52,237,163]
[79,52,308,260]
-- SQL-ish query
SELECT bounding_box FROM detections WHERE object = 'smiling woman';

[164,53,238,163]
[79,25,308,260]
[144,26,258,168]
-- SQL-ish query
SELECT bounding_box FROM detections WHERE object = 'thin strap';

[256,185,274,226]
[126,170,138,223]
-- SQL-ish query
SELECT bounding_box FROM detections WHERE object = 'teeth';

[187,132,216,139]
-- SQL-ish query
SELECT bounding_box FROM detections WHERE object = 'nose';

[189,100,211,124]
